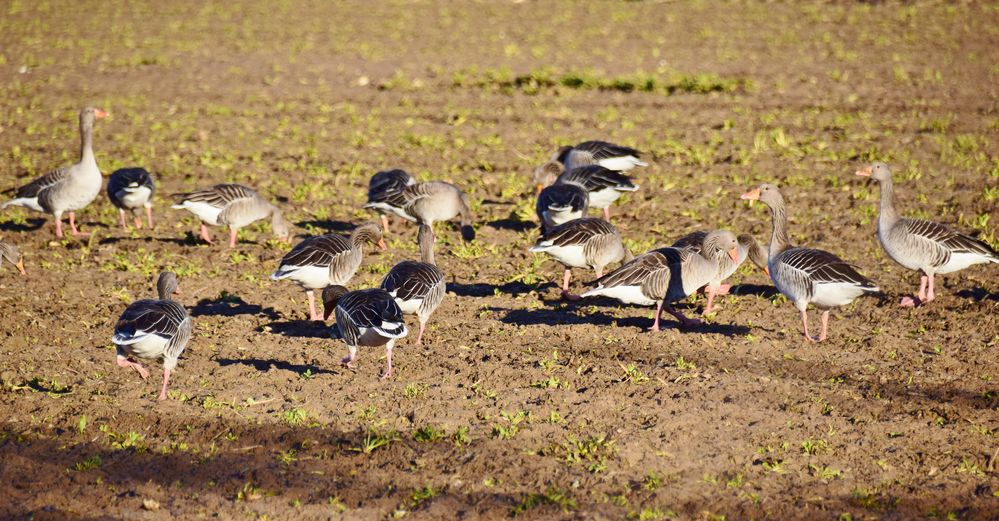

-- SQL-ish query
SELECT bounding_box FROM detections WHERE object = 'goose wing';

[900,217,999,261]
[381,261,444,301]
[556,166,637,192]
[539,218,616,247]
[779,248,877,288]
[15,166,70,199]
[337,289,407,340]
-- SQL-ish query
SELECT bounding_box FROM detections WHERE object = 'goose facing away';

[672,231,769,314]
[368,181,475,242]
[530,217,631,300]
[556,165,639,222]
[857,162,999,307]
[741,184,878,342]
[364,169,416,233]
[581,230,739,331]
[556,141,648,172]
[536,183,589,232]
[2,107,108,237]
[380,224,445,344]
[0,241,26,275]
[323,285,408,379]
[171,183,291,247]
[271,223,385,320]
[107,167,155,229]
[112,272,192,400]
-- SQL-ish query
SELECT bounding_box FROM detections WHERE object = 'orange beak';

[94,109,109,120]
[727,247,739,262]
[763,266,770,277]
[535,183,544,196]
[855,166,871,177]
[740,188,761,201]
[173,287,182,296]
[377,238,387,251]
[15,259,26,276]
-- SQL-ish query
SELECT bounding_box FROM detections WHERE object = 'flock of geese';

[1,107,997,400]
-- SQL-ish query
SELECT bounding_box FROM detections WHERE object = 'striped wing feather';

[15,166,70,198]
[779,248,876,287]
[556,166,636,192]
[542,218,615,247]
[381,261,445,302]
[901,217,999,260]
[278,234,352,269]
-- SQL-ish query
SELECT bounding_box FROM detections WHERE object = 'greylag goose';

[856,162,999,307]
[271,223,385,320]
[536,184,589,232]
[364,181,475,241]
[741,184,878,342]
[171,183,290,247]
[581,230,739,331]
[364,169,415,233]
[107,167,155,229]
[2,107,108,237]
[530,217,631,300]
[0,241,26,275]
[112,272,192,401]
[380,225,446,345]
[556,141,648,172]
[672,231,769,314]
[323,285,407,379]
[556,165,639,222]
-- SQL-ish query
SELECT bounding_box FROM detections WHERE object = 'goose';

[536,184,589,232]
[107,167,155,229]
[581,230,739,331]
[529,217,631,300]
[271,223,385,320]
[323,285,407,379]
[741,184,878,342]
[856,162,999,307]
[555,141,648,172]
[0,241,26,275]
[2,107,108,237]
[363,180,475,242]
[171,183,290,247]
[556,165,639,222]
[363,169,416,233]
[672,231,769,314]
[380,225,446,345]
[112,272,192,401]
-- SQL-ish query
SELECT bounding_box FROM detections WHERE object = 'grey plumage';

[536,184,589,232]
[0,241,26,275]
[556,140,648,172]
[381,261,446,344]
[556,165,639,214]
[323,286,407,378]
[108,167,155,228]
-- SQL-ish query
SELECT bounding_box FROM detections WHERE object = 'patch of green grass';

[492,410,527,440]
[511,488,577,517]
[413,425,445,443]
[73,455,102,471]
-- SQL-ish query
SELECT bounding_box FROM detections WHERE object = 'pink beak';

[740,188,761,200]
[94,109,109,120]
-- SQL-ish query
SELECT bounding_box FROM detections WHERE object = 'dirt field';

[1,1,997,519]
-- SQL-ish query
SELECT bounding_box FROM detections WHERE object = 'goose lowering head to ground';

[856,162,999,307]
[171,183,290,247]
[556,165,638,222]
[323,285,407,379]
[364,169,416,233]
[581,230,739,331]
[372,180,476,242]
[672,231,769,314]
[530,217,631,300]
[112,272,193,400]
[0,241,26,275]
[107,167,155,229]
[380,225,446,345]
[741,184,878,342]
[2,107,108,237]
[271,223,385,320]
[556,141,648,172]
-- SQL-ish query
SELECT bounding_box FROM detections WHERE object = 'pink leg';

[650,300,665,332]
[341,346,357,368]
[145,206,154,228]
[380,343,394,379]
[119,209,129,229]
[704,287,717,315]
[228,227,238,248]
[561,268,580,301]
[157,368,171,401]
[818,310,830,342]
[68,211,88,236]
[415,320,426,345]
[800,309,816,342]
[134,216,143,229]
[714,284,732,295]
[381,214,390,234]
[54,216,64,238]
[199,224,214,244]
[602,207,611,221]
[900,275,928,307]
[116,356,149,379]
[664,303,702,328]
[307,290,321,321]
[926,275,936,303]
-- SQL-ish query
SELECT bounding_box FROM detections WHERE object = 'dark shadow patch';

[0,218,46,232]
[215,357,337,376]
[487,218,536,232]
[956,288,999,302]
[728,283,780,298]
[497,307,750,336]
[99,235,193,246]
[295,220,355,233]
[447,281,550,298]
[191,294,279,319]
[262,319,331,338]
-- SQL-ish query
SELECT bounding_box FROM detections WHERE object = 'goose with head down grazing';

[380,225,446,345]
[2,107,108,237]
[107,167,155,230]
[532,161,589,232]
[530,217,631,300]
[672,231,769,314]
[555,140,648,172]
[741,184,878,342]
[323,285,407,379]
[171,183,291,247]
[856,162,999,307]
[581,230,739,331]
[556,165,639,222]
[0,241,26,275]
[271,223,385,321]
[363,169,416,233]
[112,272,192,401]
[366,180,476,242]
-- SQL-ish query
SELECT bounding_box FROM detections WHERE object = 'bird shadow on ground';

[728,283,779,298]
[956,288,999,302]
[215,357,336,376]
[448,280,553,298]
[99,235,192,246]
[261,320,330,338]
[295,219,355,234]
[486,217,536,232]
[191,294,279,319]
[495,306,752,337]
[0,218,46,232]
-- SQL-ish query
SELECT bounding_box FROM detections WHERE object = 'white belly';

[811,282,867,308]
[355,327,391,347]
[544,209,584,227]
[586,187,623,209]
[279,265,331,290]
[174,201,222,225]
[936,252,992,274]
[395,297,423,314]
[539,244,588,269]
[120,334,168,361]
[583,285,655,306]
[3,197,44,212]
[119,186,152,209]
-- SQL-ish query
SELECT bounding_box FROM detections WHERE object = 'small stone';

[142,499,160,511]
[357,76,370,87]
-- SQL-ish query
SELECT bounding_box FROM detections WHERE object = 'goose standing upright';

[530,217,631,299]
[112,272,192,400]
[741,184,878,342]
[856,162,999,307]
[323,285,407,379]
[107,167,155,229]
[0,241,26,275]
[581,230,739,331]
[271,223,385,320]
[556,141,648,172]
[672,231,769,314]
[171,183,291,247]
[556,165,639,222]
[2,107,108,237]
[363,169,415,233]
[380,224,446,345]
